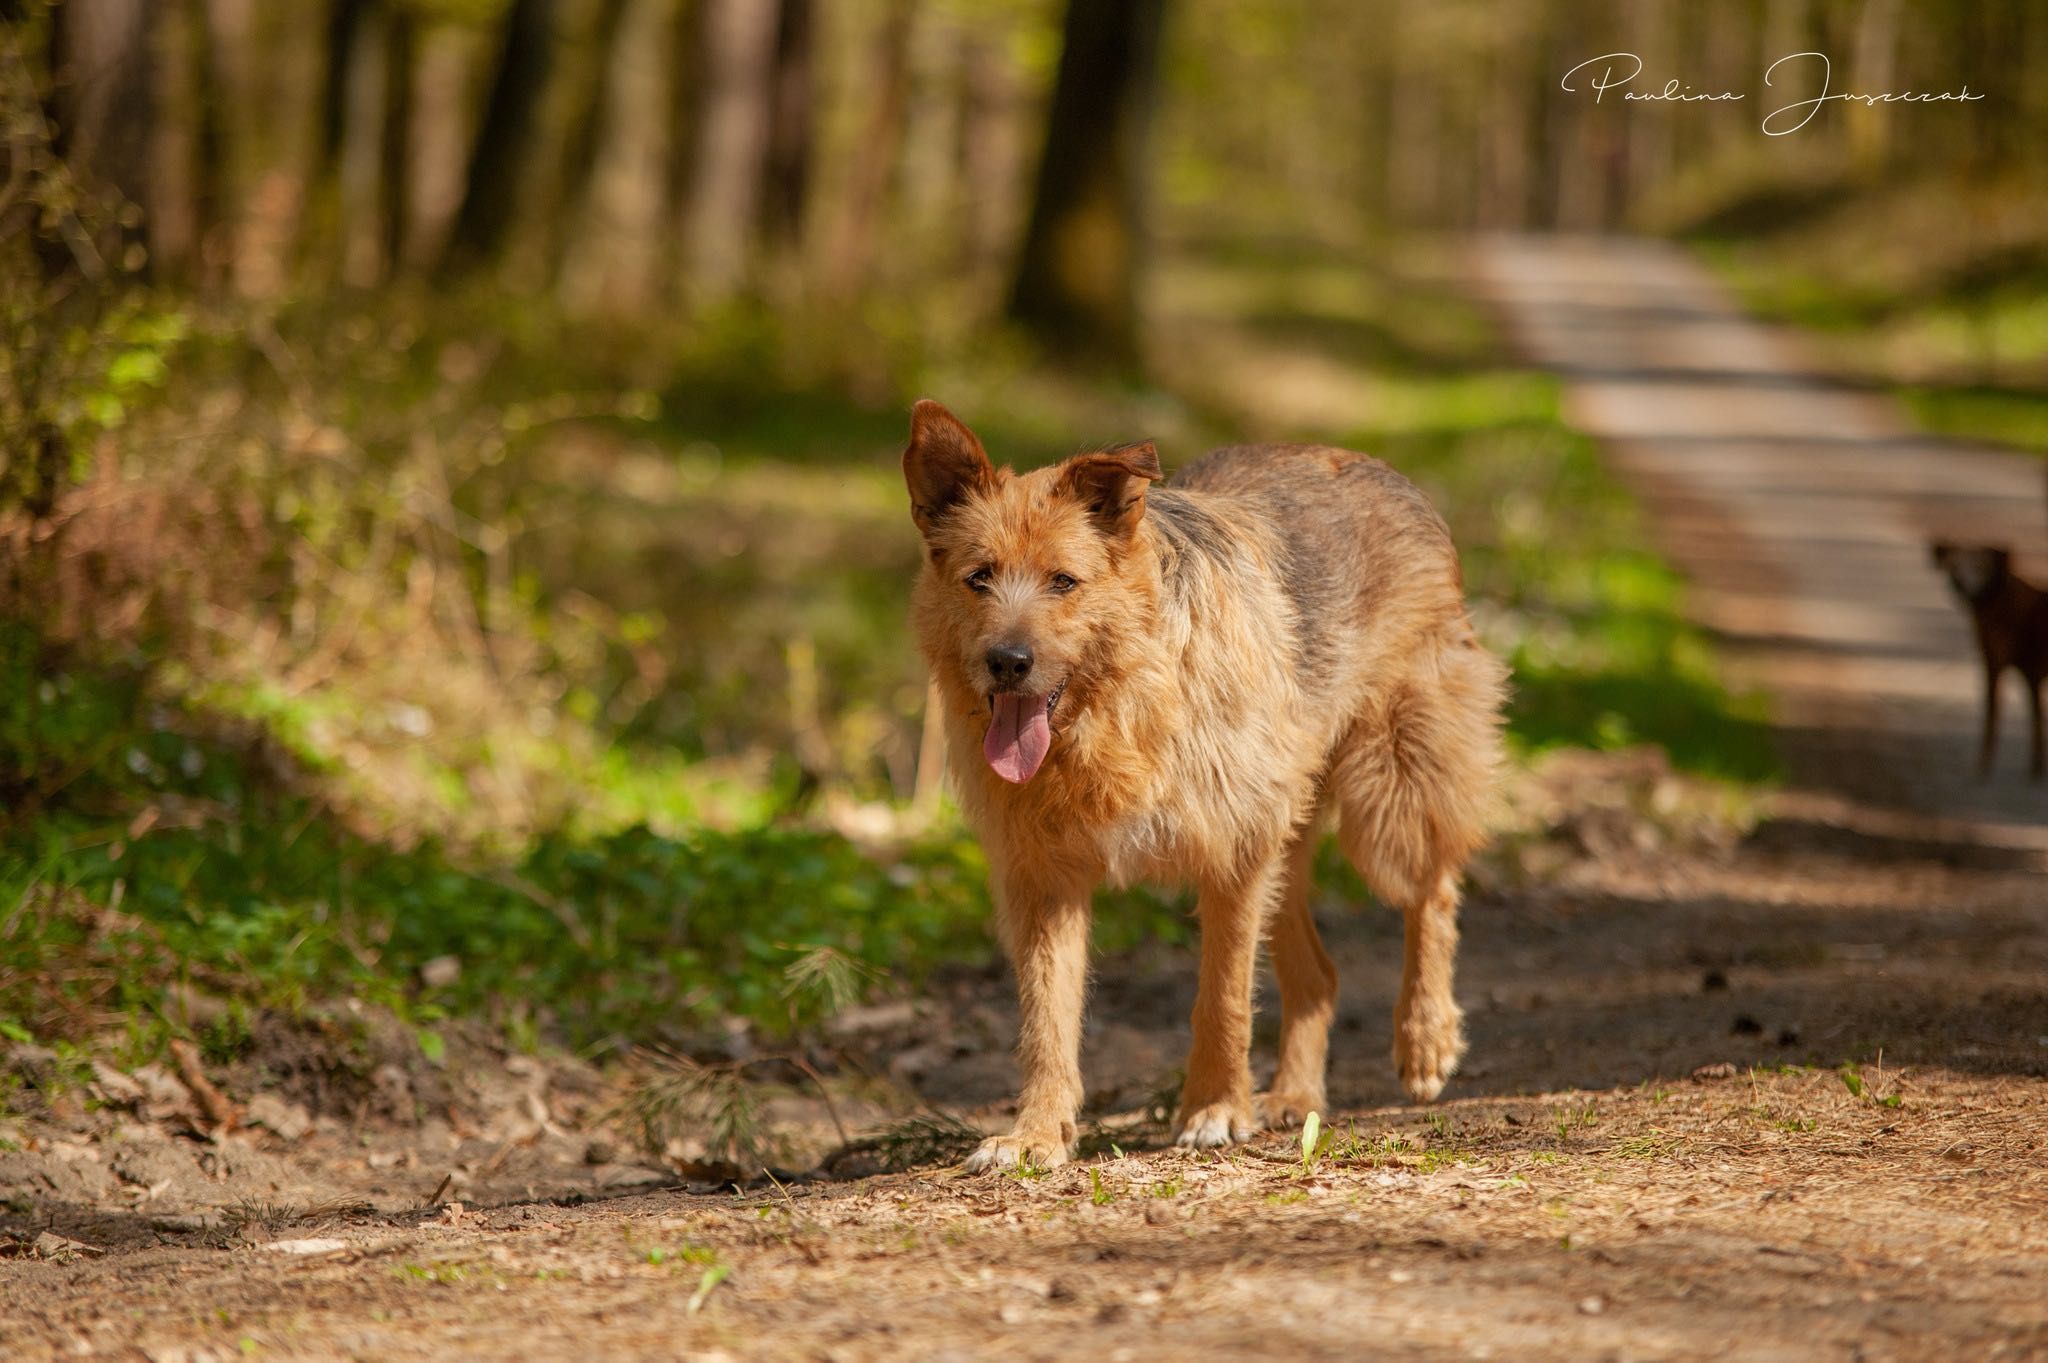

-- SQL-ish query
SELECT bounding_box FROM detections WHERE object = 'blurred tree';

[560,0,678,310]
[443,0,556,273]
[1007,0,1166,363]
[682,0,778,301]
[47,0,154,269]
[759,0,813,252]
[821,0,912,300]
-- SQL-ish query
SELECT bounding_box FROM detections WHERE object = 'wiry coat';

[904,402,1506,1171]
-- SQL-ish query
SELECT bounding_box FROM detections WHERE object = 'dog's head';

[903,399,1161,785]
[1929,539,2011,603]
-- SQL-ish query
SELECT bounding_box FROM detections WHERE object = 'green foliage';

[8,812,990,1048]
[1697,191,2048,461]
[0,639,992,1047]
[1333,368,1776,783]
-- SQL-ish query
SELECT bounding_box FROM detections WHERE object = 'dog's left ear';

[1058,443,1161,538]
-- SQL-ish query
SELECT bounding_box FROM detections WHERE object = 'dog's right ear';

[904,399,994,541]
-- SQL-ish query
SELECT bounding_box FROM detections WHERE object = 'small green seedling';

[1840,1064,1905,1108]
[1301,1111,1327,1173]
[686,1262,729,1314]
[1090,1168,1115,1206]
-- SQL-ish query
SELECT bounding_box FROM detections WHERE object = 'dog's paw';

[1173,1100,1258,1149]
[963,1129,1069,1175]
[1253,1088,1325,1131]
[1394,1004,1467,1103]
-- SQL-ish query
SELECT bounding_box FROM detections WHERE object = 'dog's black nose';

[985,643,1035,688]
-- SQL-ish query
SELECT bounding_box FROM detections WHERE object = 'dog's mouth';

[983,681,1065,784]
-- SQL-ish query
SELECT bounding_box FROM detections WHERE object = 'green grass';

[1693,189,2048,459]
[1401,413,1775,782]
[1897,385,2048,457]
[1,628,996,1049]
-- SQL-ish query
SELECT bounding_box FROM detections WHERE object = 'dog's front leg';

[1174,859,1281,1148]
[965,880,1090,1173]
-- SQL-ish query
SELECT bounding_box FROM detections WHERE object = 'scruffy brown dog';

[903,400,1507,1172]
[1930,540,2048,778]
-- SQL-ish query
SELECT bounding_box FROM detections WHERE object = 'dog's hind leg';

[1256,825,1337,1130]
[1392,873,1466,1102]
[1175,854,1286,1148]
[1330,637,1503,1103]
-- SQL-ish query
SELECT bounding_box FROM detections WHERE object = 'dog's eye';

[1049,573,1078,594]
[965,566,994,593]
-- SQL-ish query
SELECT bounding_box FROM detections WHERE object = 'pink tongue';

[983,693,1051,783]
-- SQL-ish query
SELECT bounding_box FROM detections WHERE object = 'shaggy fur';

[903,400,1508,1171]
[1930,540,2048,779]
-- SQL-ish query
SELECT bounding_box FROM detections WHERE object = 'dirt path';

[1476,235,2048,857]
[6,819,2046,1361]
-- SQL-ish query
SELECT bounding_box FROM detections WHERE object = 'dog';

[1929,540,2048,779]
[902,400,1508,1171]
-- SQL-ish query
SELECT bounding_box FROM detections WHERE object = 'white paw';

[963,1130,1069,1174]
[1395,1005,1467,1103]
[1173,1101,1257,1149]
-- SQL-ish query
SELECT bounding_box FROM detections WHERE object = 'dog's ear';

[1058,442,1161,538]
[903,400,994,540]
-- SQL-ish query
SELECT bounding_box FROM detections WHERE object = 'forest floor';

[6,238,2048,1359]
[2,780,2045,1361]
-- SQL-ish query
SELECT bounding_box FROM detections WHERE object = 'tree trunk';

[299,0,367,274]
[337,2,386,284]
[759,0,813,251]
[400,23,488,270]
[49,0,156,270]
[956,31,1021,283]
[1846,0,1901,171]
[377,3,414,275]
[147,0,214,279]
[680,0,780,302]
[1005,0,1167,364]
[318,0,369,175]
[559,0,678,311]
[441,0,557,274]
[821,0,913,300]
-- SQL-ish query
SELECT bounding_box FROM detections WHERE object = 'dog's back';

[1144,443,1506,904]
[1165,444,1471,693]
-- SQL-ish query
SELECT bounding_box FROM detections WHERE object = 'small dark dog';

[1929,541,2048,779]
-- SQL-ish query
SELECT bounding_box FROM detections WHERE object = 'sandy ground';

[4,763,2046,1361]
